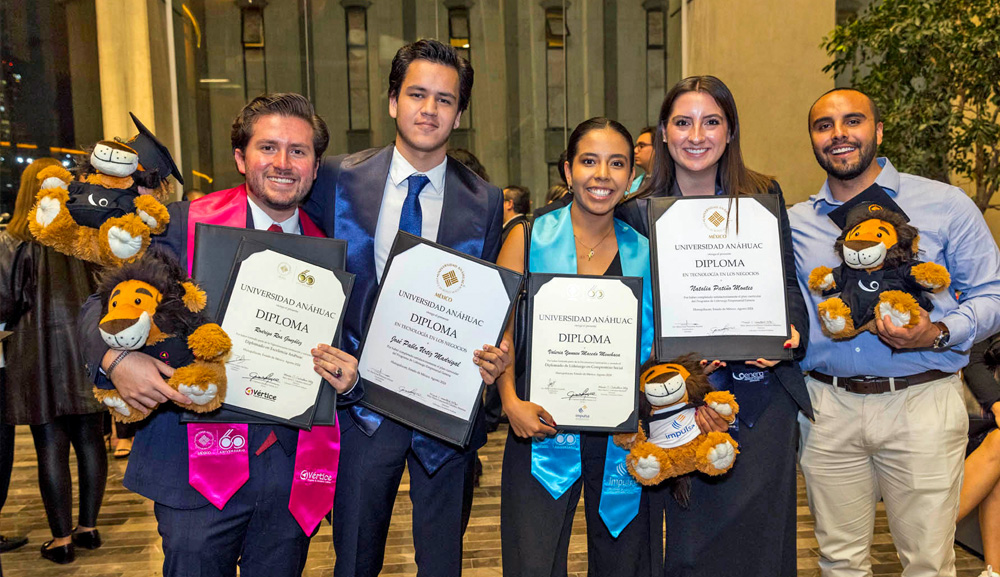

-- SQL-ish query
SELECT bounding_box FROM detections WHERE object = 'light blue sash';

[528,203,654,537]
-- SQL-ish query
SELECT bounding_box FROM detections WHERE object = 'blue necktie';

[399,174,430,237]
[395,173,450,472]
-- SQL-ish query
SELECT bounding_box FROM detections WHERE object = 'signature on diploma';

[544,379,558,391]
[676,320,701,328]
[397,386,420,397]
[247,372,280,384]
[711,324,735,334]
[227,354,249,370]
[562,388,597,401]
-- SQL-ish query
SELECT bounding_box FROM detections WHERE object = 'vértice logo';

[436,263,465,293]
[244,387,277,402]
[702,205,729,238]
[277,261,292,278]
[299,469,335,484]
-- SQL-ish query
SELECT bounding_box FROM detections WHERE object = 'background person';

[630,75,810,577]
[959,336,1000,577]
[0,158,108,565]
[628,125,655,195]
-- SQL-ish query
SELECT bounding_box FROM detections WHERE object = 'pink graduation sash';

[185,186,340,533]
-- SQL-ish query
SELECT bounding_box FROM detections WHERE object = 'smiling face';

[664,91,729,183]
[234,114,319,217]
[643,373,688,408]
[390,59,463,165]
[564,127,634,218]
[809,90,883,182]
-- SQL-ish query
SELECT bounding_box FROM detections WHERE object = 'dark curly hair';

[97,247,208,337]
[834,205,920,269]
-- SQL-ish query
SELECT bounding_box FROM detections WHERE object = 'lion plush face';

[841,218,899,269]
[97,248,209,351]
[639,356,712,409]
[834,206,919,271]
[99,280,166,350]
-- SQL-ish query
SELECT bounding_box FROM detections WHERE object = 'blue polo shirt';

[788,157,1000,377]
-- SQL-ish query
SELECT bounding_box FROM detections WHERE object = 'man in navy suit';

[80,94,360,577]
[303,40,508,577]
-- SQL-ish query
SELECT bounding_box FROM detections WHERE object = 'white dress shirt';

[247,194,302,233]
[373,147,447,280]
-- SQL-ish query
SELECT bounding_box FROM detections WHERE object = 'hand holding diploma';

[474,340,512,385]
[311,344,359,393]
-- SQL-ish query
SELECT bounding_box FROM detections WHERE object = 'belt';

[809,370,953,395]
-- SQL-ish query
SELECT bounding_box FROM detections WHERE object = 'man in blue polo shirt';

[789,87,1000,577]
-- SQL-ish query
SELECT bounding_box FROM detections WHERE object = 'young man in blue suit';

[304,39,509,577]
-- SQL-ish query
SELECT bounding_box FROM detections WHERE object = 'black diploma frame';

[183,228,353,428]
[523,273,642,433]
[648,195,793,362]
[357,232,523,447]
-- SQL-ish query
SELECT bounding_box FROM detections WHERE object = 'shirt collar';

[388,146,447,196]
[246,194,300,233]
[812,157,900,208]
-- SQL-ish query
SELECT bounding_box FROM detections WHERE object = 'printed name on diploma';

[389,335,463,368]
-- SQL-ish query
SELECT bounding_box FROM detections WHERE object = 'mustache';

[824,141,862,154]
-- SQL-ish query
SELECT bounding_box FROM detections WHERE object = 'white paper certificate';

[220,250,346,420]
[359,243,512,420]
[654,197,786,337]
[527,276,640,430]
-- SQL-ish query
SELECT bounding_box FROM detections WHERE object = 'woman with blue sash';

[496,118,654,576]
[626,76,811,577]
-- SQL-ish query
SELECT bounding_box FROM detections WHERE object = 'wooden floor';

[0,424,987,576]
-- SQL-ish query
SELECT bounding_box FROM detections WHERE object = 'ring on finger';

[333,367,343,379]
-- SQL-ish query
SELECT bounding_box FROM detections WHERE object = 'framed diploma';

[648,195,792,362]
[524,274,642,433]
[213,239,354,429]
[358,232,523,447]
[184,225,349,427]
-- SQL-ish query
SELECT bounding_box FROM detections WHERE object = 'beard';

[814,137,878,181]
[244,169,311,213]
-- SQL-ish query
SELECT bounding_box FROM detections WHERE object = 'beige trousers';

[798,374,968,577]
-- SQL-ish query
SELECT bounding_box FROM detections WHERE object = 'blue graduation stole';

[528,203,654,537]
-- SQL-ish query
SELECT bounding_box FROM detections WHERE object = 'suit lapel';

[436,158,488,259]
[335,146,393,282]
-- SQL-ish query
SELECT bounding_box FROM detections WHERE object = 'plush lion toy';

[27,113,179,267]
[614,356,739,487]
[808,205,950,339]
[94,248,231,422]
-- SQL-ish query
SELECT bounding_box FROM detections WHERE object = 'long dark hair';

[636,76,771,199]
[563,117,634,183]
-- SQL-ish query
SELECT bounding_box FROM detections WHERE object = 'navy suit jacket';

[303,145,504,463]
[615,185,813,419]
[80,201,342,509]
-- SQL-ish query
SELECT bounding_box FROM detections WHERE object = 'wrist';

[105,350,131,377]
[932,321,951,349]
[101,348,119,371]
